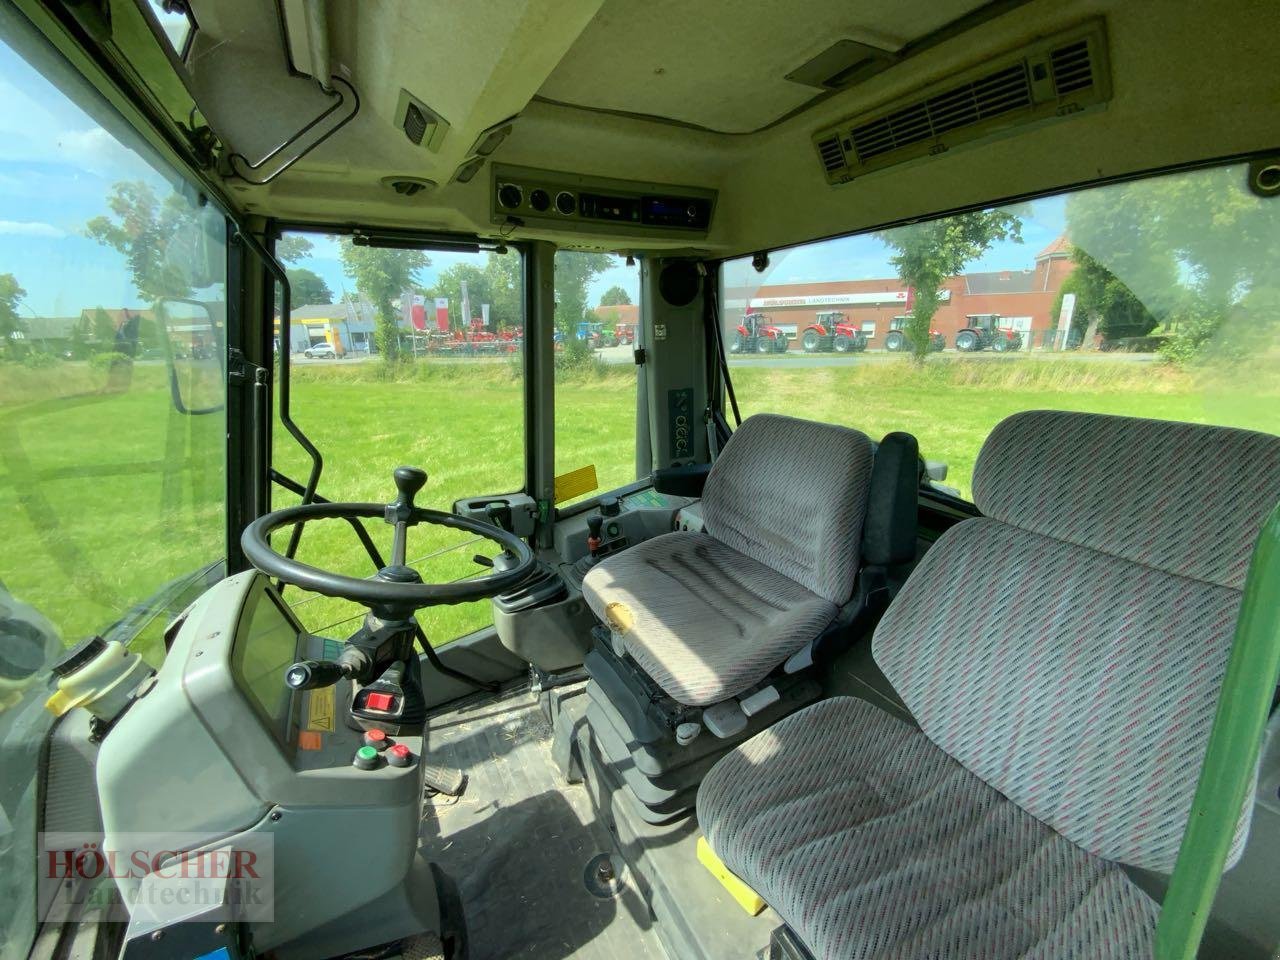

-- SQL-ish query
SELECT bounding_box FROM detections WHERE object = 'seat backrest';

[701,413,874,605]
[874,410,1280,872]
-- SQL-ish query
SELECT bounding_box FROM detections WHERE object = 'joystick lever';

[587,515,604,557]
[385,466,427,567]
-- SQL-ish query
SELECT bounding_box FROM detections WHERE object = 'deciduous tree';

[878,211,1022,362]
[338,239,429,362]
[599,285,631,307]
[0,273,28,359]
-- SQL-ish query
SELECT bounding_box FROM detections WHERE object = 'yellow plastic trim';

[697,836,766,916]
[554,464,598,504]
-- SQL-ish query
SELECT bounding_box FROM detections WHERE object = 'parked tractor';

[800,311,867,353]
[731,312,788,353]
[614,322,636,345]
[576,320,616,348]
[955,314,1023,352]
[884,315,945,353]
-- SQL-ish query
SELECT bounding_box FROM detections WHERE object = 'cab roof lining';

[174,0,1279,258]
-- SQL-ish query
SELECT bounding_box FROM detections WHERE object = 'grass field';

[3,352,1278,665]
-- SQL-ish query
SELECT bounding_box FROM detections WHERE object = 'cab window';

[721,162,1280,499]
[0,26,227,960]
[553,251,641,508]
[271,234,525,645]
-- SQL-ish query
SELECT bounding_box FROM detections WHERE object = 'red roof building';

[723,237,1076,350]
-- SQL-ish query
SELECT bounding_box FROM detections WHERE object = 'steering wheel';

[241,466,536,614]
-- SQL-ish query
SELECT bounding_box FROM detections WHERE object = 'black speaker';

[658,261,701,307]
[1247,156,1280,199]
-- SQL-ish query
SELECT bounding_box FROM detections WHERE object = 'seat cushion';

[582,532,837,706]
[698,697,1159,960]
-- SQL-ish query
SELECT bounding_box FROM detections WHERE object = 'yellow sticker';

[306,686,335,732]
[554,464,598,504]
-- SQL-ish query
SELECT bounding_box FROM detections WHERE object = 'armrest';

[652,462,712,497]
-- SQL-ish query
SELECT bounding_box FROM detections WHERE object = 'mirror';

[156,298,225,415]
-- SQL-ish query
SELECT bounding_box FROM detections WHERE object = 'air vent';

[394,89,450,152]
[1049,39,1094,95]
[816,135,846,173]
[849,63,1031,161]
[813,19,1110,184]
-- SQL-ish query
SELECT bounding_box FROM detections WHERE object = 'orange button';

[365,692,395,712]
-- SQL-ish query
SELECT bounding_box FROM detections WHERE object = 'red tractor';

[731,312,788,353]
[955,314,1023,352]
[884,315,945,353]
[614,322,636,345]
[800,311,867,353]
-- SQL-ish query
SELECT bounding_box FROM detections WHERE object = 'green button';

[356,746,378,761]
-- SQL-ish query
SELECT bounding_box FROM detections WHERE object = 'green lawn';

[3,353,1277,664]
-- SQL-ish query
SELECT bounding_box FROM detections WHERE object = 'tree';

[275,234,315,264]
[84,181,199,300]
[599,285,631,307]
[286,267,333,305]
[878,211,1022,362]
[92,307,116,347]
[338,239,429,362]
[1063,166,1279,362]
[0,273,27,359]
[427,263,489,329]
[554,251,614,334]
[1052,247,1158,344]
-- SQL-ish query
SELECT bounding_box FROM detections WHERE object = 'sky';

[0,36,1065,320]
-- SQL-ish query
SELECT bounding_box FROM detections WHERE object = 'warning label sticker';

[306,686,335,732]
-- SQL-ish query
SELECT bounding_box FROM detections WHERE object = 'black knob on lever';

[387,466,427,522]
[587,515,604,557]
[386,466,428,567]
[285,659,348,690]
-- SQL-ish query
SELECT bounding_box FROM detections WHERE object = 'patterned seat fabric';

[698,697,1160,960]
[583,413,874,705]
[581,532,837,706]
[701,412,1280,957]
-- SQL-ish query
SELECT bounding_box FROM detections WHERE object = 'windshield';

[0,19,227,960]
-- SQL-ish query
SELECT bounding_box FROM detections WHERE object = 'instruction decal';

[306,686,335,733]
[667,388,694,461]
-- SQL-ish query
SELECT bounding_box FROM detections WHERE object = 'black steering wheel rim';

[241,502,536,608]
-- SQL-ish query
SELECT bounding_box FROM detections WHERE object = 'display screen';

[231,580,303,741]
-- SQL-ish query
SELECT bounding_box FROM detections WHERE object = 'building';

[594,303,639,329]
[724,237,1075,350]
[280,300,379,354]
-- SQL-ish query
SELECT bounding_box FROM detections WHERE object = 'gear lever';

[587,514,604,557]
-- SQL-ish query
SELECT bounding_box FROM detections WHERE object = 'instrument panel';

[491,164,716,237]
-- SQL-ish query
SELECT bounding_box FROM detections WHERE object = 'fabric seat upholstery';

[698,411,1280,959]
[580,532,836,706]
[583,413,874,706]
[699,697,1160,960]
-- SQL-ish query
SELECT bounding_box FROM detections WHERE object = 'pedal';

[421,762,466,797]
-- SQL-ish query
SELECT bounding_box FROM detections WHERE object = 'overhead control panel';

[491,164,717,238]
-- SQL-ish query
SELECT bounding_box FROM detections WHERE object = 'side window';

[722,163,1280,499]
[270,236,525,645]
[553,251,641,507]
[0,27,227,960]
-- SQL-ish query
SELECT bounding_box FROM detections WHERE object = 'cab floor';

[419,684,668,960]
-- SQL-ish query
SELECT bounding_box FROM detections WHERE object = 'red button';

[364,728,387,742]
[390,744,411,758]
[365,692,395,712]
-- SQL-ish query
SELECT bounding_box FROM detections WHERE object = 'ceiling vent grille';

[814,20,1110,184]
[1049,39,1094,95]
[395,89,450,152]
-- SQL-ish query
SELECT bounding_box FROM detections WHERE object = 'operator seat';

[697,411,1280,959]
[578,414,919,822]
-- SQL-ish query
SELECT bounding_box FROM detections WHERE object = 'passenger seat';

[697,410,1280,959]
[580,413,919,821]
